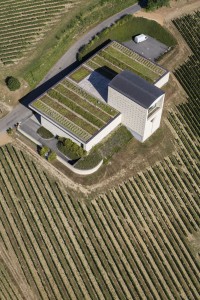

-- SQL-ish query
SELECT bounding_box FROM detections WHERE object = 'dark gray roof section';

[109,70,164,109]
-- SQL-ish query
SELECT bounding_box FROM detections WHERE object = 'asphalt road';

[41,3,141,83]
[0,3,141,133]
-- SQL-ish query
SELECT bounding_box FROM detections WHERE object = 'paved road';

[41,3,141,83]
[0,3,141,133]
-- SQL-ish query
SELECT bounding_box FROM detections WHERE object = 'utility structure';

[108,70,165,142]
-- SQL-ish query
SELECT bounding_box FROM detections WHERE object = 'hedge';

[37,126,54,139]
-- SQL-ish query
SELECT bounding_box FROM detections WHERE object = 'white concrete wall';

[41,116,82,146]
[108,87,165,143]
[84,113,122,151]
[18,128,42,146]
[142,94,165,141]
[41,114,122,152]
[142,108,162,141]
[57,156,103,175]
[154,72,170,88]
[108,87,147,136]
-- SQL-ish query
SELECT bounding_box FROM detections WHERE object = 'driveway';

[19,117,71,163]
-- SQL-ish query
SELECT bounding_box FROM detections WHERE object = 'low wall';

[154,72,170,88]
[57,156,103,175]
[18,127,103,175]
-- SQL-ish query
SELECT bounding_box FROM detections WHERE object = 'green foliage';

[5,76,20,91]
[37,126,54,139]
[7,127,13,135]
[48,89,104,128]
[48,151,57,162]
[78,15,176,60]
[57,138,86,160]
[75,125,132,169]
[146,0,170,11]
[69,66,91,82]
[39,145,49,157]
[23,0,137,88]
[75,151,102,170]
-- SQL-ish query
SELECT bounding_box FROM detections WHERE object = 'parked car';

[134,34,148,43]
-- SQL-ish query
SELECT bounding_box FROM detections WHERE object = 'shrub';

[5,76,21,91]
[39,146,49,157]
[48,151,57,162]
[57,137,86,160]
[7,127,13,135]
[37,126,54,139]
[146,0,170,11]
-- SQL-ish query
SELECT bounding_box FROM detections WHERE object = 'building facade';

[108,70,165,142]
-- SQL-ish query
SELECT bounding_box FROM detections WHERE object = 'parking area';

[123,36,169,61]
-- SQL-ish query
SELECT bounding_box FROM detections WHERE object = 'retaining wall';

[18,128,103,175]
[57,156,103,175]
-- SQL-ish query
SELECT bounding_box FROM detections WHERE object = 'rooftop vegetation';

[69,66,91,82]
[31,78,119,142]
[84,41,166,83]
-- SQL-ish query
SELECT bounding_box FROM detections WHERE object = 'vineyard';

[0,0,76,65]
[0,11,200,300]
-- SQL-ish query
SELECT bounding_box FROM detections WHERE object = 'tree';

[48,151,57,162]
[39,146,49,157]
[5,76,21,91]
[146,0,170,11]
[7,127,13,135]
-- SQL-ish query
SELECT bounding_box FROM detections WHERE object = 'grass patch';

[37,126,54,139]
[18,0,137,88]
[78,14,177,60]
[69,66,91,82]
[75,151,102,170]
[75,125,132,169]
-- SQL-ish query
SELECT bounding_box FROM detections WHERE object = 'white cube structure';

[108,70,165,142]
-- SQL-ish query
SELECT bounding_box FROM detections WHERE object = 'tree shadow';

[138,0,148,8]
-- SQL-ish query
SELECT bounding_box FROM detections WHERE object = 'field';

[0,0,73,65]
[76,41,166,83]
[0,10,200,300]
[30,78,118,142]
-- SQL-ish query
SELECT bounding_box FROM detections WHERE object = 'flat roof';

[29,78,119,143]
[109,70,164,109]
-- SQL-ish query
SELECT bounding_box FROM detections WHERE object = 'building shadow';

[19,60,81,108]
[87,67,117,102]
